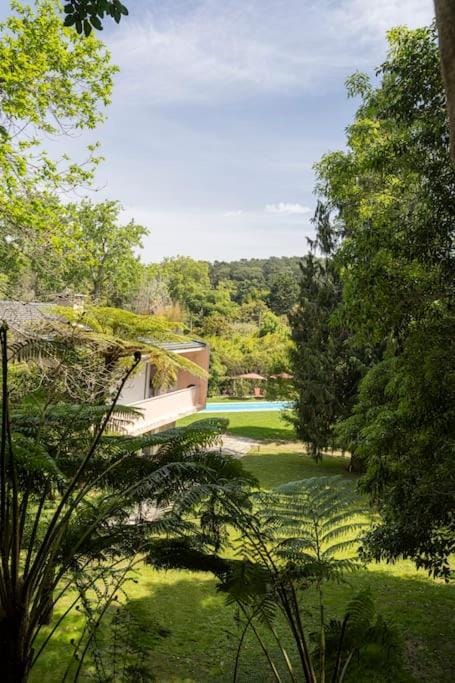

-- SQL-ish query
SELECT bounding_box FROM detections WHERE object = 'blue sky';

[21,1,437,261]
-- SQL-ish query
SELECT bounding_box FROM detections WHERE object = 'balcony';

[123,386,201,435]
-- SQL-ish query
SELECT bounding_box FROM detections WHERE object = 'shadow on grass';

[179,411,296,443]
[31,452,454,682]
[242,450,355,489]
[33,566,455,683]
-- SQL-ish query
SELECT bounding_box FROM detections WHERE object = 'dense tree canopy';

[0,0,116,297]
[210,256,302,305]
[155,257,212,314]
[266,271,300,315]
[61,200,147,305]
[296,24,455,575]
[127,256,299,394]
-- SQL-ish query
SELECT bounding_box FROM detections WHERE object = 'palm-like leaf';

[52,305,208,385]
[265,476,369,571]
[0,319,254,681]
[314,590,402,682]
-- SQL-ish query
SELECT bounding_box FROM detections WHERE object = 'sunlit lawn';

[34,419,455,682]
[180,409,296,441]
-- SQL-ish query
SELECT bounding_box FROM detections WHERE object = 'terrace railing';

[123,385,201,435]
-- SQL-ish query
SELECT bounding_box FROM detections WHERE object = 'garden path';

[221,434,261,457]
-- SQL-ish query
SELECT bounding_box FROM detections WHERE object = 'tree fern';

[7,304,207,412]
[263,476,370,581]
[0,322,252,681]
[149,477,400,682]
[147,475,378,683]
[315,589,402,682]
[53,304,207,387]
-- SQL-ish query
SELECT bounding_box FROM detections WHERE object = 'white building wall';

[118,365,147,404]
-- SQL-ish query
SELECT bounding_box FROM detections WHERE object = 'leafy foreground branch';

[0,321,253,681]
[149,476,402,683]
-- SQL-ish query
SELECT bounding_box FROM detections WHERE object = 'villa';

[0,300,209,435]
[118,339,209,435]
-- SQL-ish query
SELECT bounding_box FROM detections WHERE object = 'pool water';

[202,401,291,413]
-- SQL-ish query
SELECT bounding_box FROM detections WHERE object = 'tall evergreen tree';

[289,208,366,460]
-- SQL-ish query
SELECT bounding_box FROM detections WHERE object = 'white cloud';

[265,202,311,215]
[332,0,432,38]
[108,0,433,105]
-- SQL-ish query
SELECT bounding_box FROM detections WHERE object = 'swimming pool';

[202,401,291,413]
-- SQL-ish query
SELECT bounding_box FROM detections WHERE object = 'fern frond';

[344,589,376,631]
[263,476,370,569]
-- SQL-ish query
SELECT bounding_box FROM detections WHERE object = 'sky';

[20,1,438,261]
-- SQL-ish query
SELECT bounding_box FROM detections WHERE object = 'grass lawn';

[179,409,296,441]
[34,431,455,682]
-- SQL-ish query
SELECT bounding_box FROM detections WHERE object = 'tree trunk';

[348,452,364,473]
[435,0,455,162]
[0,607,32,683]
